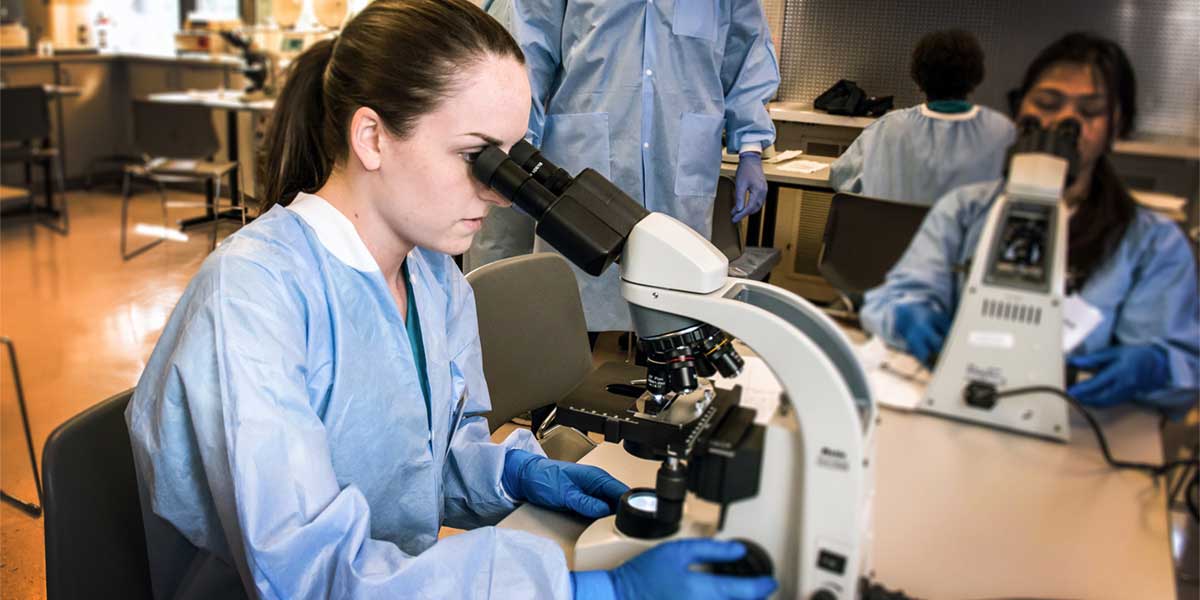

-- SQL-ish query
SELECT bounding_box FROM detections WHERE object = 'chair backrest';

[42,389,153,600]
[817,192,930,300]
[0,85,52,144]
[710,175,744,261]
[467,253,594,432]
[132,99,220,160]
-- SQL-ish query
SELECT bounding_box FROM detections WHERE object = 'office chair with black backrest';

[42,389,153,600]
[712,175,782,281]
[817,192,930,317]
[0,85,70,234]
[467,253,599,463]
[121,99,246,259]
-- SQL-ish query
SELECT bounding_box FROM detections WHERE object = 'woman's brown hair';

[259,0,523,210]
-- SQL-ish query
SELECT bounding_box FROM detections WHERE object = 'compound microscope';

[924,118,1081,441]
[472,142,877,600]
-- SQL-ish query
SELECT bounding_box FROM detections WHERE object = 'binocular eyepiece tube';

[469,140,650,277]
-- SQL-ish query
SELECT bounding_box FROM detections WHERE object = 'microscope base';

[574,515,715,571]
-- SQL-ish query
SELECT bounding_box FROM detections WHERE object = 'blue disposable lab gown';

[126,192,568,599]
[508,0,780,331]
[861,180,1200,404]
[830,104,1015,206]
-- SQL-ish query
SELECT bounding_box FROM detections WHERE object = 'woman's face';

[375,54,531,256]
[1017,62,1115,174]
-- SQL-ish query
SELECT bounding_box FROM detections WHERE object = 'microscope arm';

[620,212,876,599]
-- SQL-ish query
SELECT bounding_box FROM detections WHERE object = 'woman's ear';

[348,106,384,171]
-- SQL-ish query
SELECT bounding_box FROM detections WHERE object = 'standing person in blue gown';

[487,0,781,334]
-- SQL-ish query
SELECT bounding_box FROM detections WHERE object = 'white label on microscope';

[967,331,1014,349]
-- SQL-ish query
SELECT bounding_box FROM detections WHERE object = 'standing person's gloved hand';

[893,301,951,368]
[502,449,628,518]
[571,539,778,600]
[732,152,767,223]
[1067,345,1170,408]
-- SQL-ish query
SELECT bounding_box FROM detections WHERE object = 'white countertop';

[1114,135,1200,161]
[146,89,274,113]
[719,154,833,189]
[768,101,1199,161]
[2,51,244,68]
[768,101,877,129]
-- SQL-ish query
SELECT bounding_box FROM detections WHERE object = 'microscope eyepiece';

[508,140,576,195]
[470,145,558,220]
[468,142,650,277]
[1005,117,1082,183]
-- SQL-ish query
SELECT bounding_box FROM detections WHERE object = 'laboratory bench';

[0,52,247,189]
[738,102,1198,303]
[766,100,1200,162]
[498,340,1178,600]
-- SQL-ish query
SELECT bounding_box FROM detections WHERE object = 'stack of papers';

[776,159,829,174]
[709,337,931,419]
[710,356,781,425]
[764,149,804,164]
[853,336,928,411]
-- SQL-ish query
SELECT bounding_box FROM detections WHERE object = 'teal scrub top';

[926,99,973,114]
[403,260,432,431]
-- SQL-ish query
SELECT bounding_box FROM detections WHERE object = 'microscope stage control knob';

[709,538,773,577]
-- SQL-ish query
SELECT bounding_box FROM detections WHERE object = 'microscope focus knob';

[709,538,773,577]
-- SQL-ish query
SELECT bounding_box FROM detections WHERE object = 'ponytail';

[259,38,335,210]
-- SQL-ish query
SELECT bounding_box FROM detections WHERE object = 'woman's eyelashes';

[459,149,483,163]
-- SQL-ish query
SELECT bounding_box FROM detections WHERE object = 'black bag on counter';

[814,79,893,117]
[862,94,893,117]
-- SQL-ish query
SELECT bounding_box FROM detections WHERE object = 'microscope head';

[471,141,648,277]
[471,141,746,400]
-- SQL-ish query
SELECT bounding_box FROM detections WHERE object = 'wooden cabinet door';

[58,61,118,180]
[127,61,175,97]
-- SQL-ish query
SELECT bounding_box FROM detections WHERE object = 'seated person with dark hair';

[862,33,1198,410]
[831,29,1015,206]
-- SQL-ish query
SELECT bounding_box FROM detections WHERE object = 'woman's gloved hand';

[502,449,628,518]
[732,152,767,223]
[1067,345,1170,407]
[571,539,778,600]
[893,301,951,368]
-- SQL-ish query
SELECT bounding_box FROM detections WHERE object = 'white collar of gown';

[287,191,382,273]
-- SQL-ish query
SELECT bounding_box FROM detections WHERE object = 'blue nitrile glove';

[1067,345,1170,408]
[502,449,628,518]
[732,152,767,223]
[894,301,951,368]
[571,539,778,600]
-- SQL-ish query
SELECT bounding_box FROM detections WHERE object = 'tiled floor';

[0,188,238,600]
